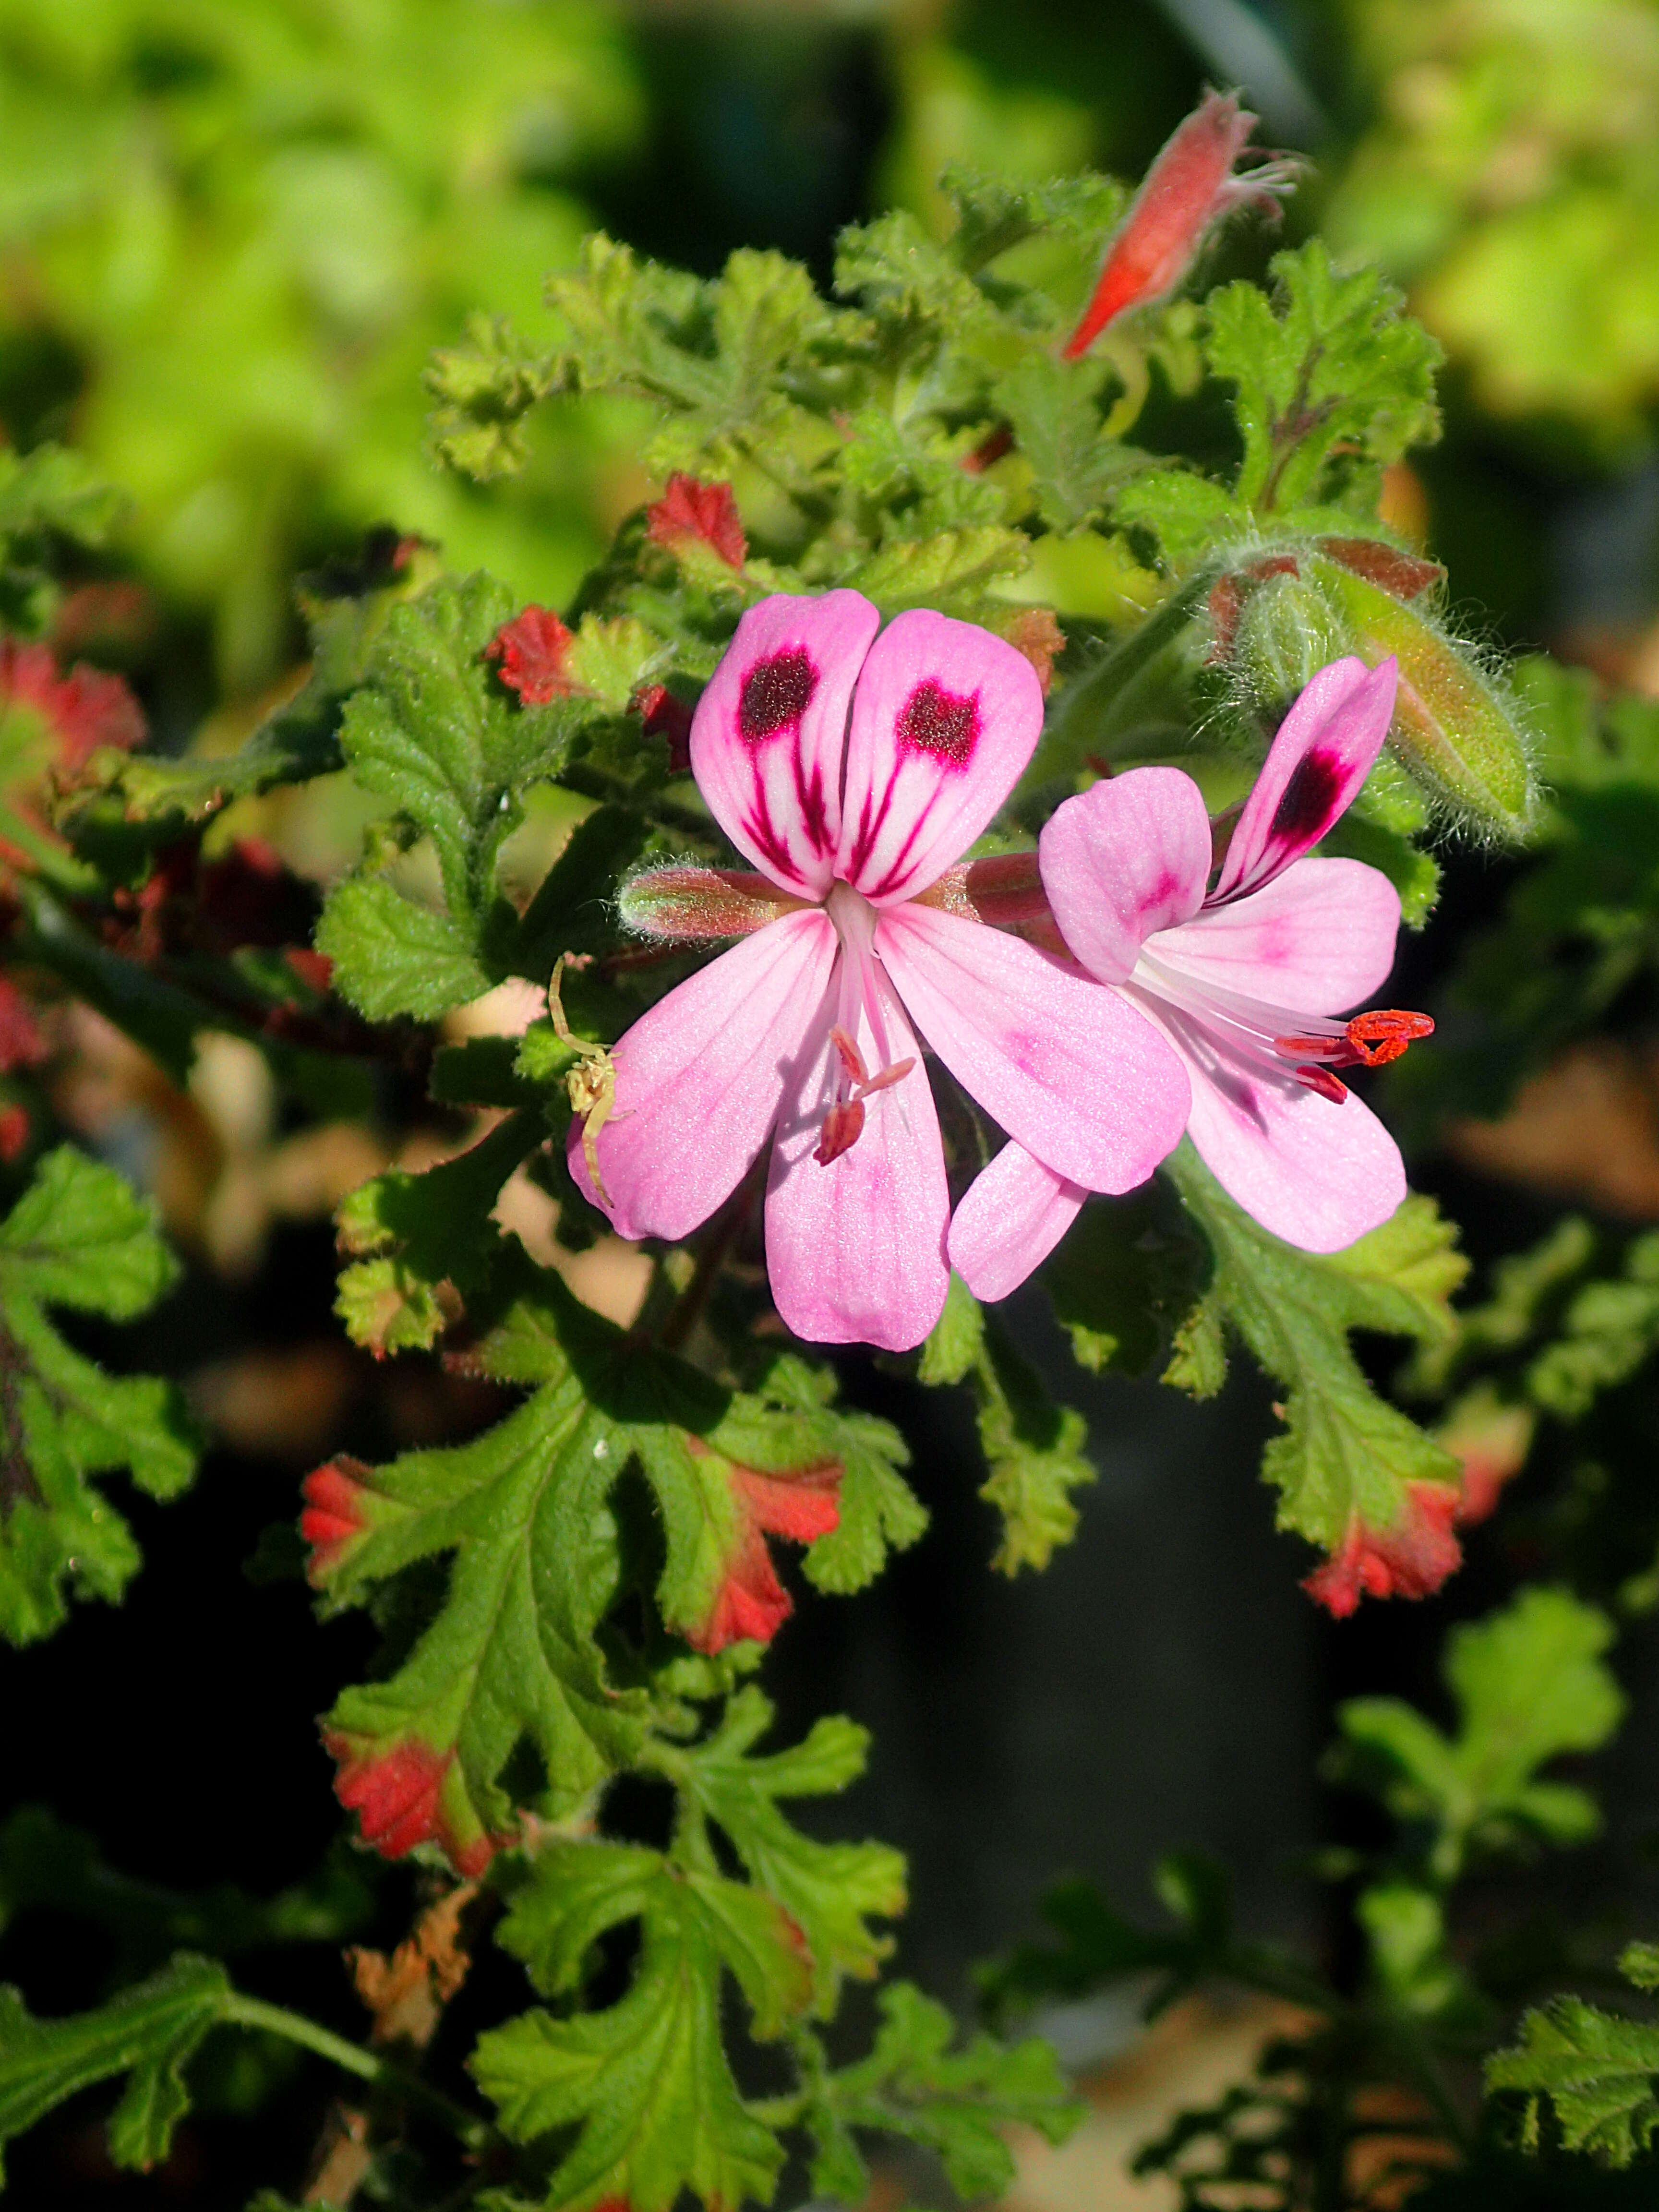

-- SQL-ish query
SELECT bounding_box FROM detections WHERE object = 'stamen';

[1273,1008,1434,1071]
[855,1056,915,1099]
[1344,1009,1435,1067]
[815,1100,865,1164]
[830,1025,869,1085]
[1296,1065,1349,1104]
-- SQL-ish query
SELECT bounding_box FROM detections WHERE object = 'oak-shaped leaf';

[311,1259,912,1873]
[334,1110,540,1356]
[1488,1935,1659,2167]
[1164,1145,1467,1608]
[473,1869,785,2212]
[315,573,636,1021]
[1206,240,1443,519]
[496,1838,812,2039]
[677,1687,906,2017]
[1334,1587,1623,1885]
[0,1952,228,2180]
[0,1146,197,1645]
[805,1982,1080,2205]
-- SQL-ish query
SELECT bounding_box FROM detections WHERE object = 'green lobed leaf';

[1488,1995,1659,2166]
[1207,240,1443,519]
[805,1982,1079,2204]
[971,1316,1095,1575]
[497,1839,811,2041]
[1164,1146,1465,1558]
[474,1881,784,2212]
[315,1260,915,1867]
[677,1687,906,2017]
[1335,1588,1623,1881]
[0,1148,198,1645]
[0,1953,228,2180]
[317,572,601,1020]
[334,1111,540,1355]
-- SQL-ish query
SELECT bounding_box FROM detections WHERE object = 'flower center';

[816,884,916,1164]
[1137,949,1432,1102]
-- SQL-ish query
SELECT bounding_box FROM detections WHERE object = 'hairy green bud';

[1309,549,1535,839]
[1214,536,1536,840]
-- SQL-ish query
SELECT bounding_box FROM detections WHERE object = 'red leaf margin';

[1302,1481,1462,1619]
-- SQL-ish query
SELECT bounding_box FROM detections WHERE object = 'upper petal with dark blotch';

[837,609,1044,906]
[1039,765,1212,983]
[1149,856,1401,1015]
[765,968,950,1351]
[1213,655,1397,903]
[949,1141,1087,1303]
[876,904,1191,1192]
[570,910,837,1243]
[690,590,880,900]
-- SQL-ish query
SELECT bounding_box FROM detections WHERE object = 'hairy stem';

[221,1993,495,2151]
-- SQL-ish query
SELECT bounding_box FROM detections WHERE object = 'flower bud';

[1226,565,1349,706]
[1304,547,1535,837]
[1211,537,1536,839]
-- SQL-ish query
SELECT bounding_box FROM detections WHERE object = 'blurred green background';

[4,0,1657,716]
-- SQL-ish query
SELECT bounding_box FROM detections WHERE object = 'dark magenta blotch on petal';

[1270,746,1347,848]
[898,679,978,767]
[739,647,818,742]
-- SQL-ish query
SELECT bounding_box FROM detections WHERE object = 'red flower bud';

[1063,92,1300,359]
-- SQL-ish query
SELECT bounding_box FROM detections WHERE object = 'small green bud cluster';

[1212,536,1537,840]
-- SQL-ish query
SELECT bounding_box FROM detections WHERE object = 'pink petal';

[765,967,950,1351]
[876,904,1191,1192]
[1151,996,1407,1251]
[949,1142,1086,1302]
[1039,766,1212,983]
[1150,857,1402,1015]
[1213,656,1398,902]
[570,910,837,1242]
[837,610,1044,906]
[690,590,880,900]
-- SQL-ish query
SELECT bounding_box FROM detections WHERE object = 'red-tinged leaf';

[0,638,145,770]
[1302,1481,1462,1619]
[301,1457,380,1583]
[0,976,46,1073]
[486,606,578,705]
[646,473,747,570]
[634,682,694,773]
[1438,1389,1535,1527]
[325,1731,506,1878]
[685,1454,842,1655]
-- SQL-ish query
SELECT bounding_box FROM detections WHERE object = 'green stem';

[221,1993,495,2152]
[746,2090,809,2128]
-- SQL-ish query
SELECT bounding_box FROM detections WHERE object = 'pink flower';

[1062,91,1301,361]
[950,657,1431,1296]
[570,590,1191,1351]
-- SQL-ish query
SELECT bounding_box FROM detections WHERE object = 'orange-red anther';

[815,1099,865,1165]
[1296,1064,1349,1104]
[1345,1009,1435,1066]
